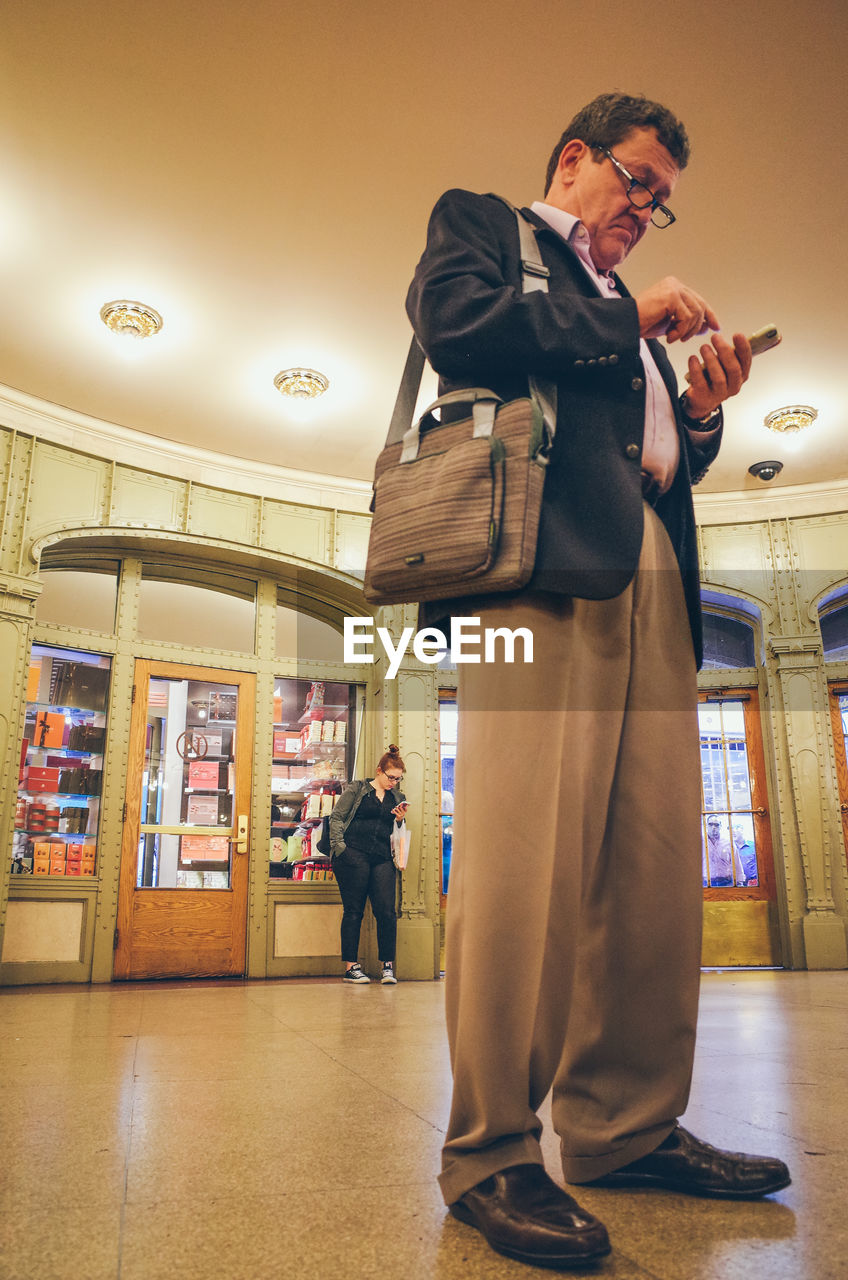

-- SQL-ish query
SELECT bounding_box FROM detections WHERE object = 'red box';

[25,767,60,793]
[64,862,82,875]
[188,760,219,789]
[65,850,83,865]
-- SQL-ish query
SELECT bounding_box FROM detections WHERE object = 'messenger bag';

[363,199,557,606]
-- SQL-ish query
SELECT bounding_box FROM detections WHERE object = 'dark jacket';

[328,778,406,859]
[405,189,721,666]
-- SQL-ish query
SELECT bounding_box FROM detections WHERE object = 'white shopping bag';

[391,819,411,870]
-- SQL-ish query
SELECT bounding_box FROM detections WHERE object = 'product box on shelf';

[186,795,220,825]
[80,863,95,875]
[49,854,66,875]
[26,661,42,703]
[53,662,110,712]
[59,807,89,835]
[198,730,223,756]
[187,760,220,789]
[67,723,106,753]
[33,858,50,876]
[42,806,60,832]
[334,720,346,743]
[24,767,61,793]
[27,803,48,831]
[57,767,102,795]
[32,711,65,748]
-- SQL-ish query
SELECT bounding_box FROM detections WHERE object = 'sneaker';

[381,963,398,984]
[343,963,370,984]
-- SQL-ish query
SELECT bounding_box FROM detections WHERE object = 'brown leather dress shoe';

[585,1125,791,1199]
[449,1163,611,1269]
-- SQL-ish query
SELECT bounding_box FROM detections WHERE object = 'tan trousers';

[439,503,704,1206]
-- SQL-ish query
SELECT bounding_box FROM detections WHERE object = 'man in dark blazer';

[406,92,790,1269]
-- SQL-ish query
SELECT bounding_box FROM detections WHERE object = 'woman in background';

[329,745,407,983]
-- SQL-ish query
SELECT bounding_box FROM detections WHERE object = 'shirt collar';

[529,200,618,291]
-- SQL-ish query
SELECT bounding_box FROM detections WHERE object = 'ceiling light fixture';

[274,368,329,399]
[100,299,163,339]
[764,404,818,434]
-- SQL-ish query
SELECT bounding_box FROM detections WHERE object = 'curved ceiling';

[1,0,845,494]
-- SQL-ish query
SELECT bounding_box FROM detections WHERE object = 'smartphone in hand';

[685,323,781,382]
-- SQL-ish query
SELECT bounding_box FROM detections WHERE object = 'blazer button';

[574,359,585,369]
[598,356,608,366]
[609,354,619,364]
[587,358,597,367]
[631,377,644,391]
[625,443,640,459]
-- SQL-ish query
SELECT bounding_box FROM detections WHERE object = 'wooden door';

[699,690,782,966]
[114,660,255,979]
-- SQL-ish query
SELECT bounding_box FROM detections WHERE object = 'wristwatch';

[680,395,721,428]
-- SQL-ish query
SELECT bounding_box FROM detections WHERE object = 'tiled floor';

[1,969,845,1279]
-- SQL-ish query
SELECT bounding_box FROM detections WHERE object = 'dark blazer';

[328,778,406,859]
[405,189,721,667]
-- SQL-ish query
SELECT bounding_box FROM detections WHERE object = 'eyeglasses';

[598,147,676,229]
[383,771,404,783]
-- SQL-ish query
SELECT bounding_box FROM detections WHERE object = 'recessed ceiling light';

[764,404,817,434]
[100,299,163,339]
[274,368,329,399]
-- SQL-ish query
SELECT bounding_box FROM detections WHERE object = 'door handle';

[236,814,249,854]
[752,807,768,817]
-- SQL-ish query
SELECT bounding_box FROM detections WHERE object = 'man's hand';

[635,276,719,342]
[682,332,753,420]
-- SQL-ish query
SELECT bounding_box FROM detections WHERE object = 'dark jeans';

[334,847,397,963]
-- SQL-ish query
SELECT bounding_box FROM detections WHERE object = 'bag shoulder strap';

[387,196,557,448]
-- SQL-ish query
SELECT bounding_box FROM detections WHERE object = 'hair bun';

[388,744,399,754]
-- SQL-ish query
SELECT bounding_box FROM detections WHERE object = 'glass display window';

[698,696,771,891]
[269,678,359,882]
[12,644,111,878]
